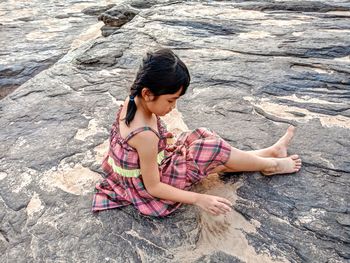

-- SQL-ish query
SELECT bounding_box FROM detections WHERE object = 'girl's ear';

[141,87,154,101]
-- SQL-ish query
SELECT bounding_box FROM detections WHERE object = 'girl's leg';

[223,148,301,175]
[211,126,301,175]
[247,126,295,158]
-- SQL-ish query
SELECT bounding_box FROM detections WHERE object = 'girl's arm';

[129,131,232,215]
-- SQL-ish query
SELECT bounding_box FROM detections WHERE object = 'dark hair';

[125,48,190,126]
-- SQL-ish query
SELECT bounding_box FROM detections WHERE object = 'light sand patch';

[261,19,306,26]
[296,208,326,226]
[105,92,123,106]
[323,29,350,33]
[232,9,266,19]
[0,172,7,181]
[42,19,72,32]
[149,4,266,21]
[334,56,350,63]
[316,155,335,169]
[69,3,99,12]
[75,118,108,141]
[27,192,44,218]
[238,31,273,39]
[191,87,214,98]
[244,96,350,129]
[291,64,335,74]
[16,136,27,147]
[326,11,350,17]
[69,1,124,13]
[25,19,73,41]
[161,108,189,138]
[174,174,288,263]
[110,96,123,106]
[313,68,334,74]
[26,30,58,41]
[94,139,109,164]
[13,172,32,193]
[278,94,338,105]
[41,164,101,195]
[0,8,37,23]
[319,117,350,130]
[292,32,304,37]
[216,9,266,20]
[150,3,222,18]
[251,219,262,228]
[71,22,104,50]
[176,48,240,62]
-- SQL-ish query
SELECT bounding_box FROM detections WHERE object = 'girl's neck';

[135,97,153,119]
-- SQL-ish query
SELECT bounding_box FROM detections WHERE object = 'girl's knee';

[194,127,216,138]
[210,164,228,174]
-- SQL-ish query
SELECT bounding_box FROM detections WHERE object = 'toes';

[294,163,302,171]
[290,154,299,160]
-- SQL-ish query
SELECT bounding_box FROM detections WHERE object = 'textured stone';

[195,251,243,263]
[0,0,116,99]
[98,5,139,37]
[0,0,349,262]
[82,4,116,16]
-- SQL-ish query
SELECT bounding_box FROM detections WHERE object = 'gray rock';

[129,0,181,9]
[98,5,139,37]
[0,0,349,262]
[194,251,244,263]
[238,1,350,12]
[82,4,116,16]
[0,1,114,99]
[130,0,160,9]
[74,38,125,67]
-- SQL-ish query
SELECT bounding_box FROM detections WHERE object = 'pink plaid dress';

[92,106,231,217]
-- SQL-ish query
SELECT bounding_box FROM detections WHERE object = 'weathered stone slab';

[0,0,123,99]
[98,5,139,37]
[0,0,349,262]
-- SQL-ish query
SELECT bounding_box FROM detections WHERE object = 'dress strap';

[124,126,161,142]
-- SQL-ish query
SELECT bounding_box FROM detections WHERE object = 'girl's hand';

[166,145,177,152]
[194,194,232,216]
[165,132,176,151]
[164,132,174,138]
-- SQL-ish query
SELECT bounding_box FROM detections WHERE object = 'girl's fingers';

[216,203,231,213]
[209,207,221,216]
[166,145,176,151]
[165,132,174,138]
[217,197,233,207]
[210,202,231,215]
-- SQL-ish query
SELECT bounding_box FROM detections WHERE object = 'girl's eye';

[168,100,174,103]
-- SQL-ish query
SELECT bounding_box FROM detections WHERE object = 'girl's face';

[146,87,183,116]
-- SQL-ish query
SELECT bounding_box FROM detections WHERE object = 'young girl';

[92,48,302,217]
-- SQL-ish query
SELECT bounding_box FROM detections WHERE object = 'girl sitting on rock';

[92,48,302,217]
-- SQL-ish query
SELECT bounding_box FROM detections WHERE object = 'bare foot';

[262,155,302,176]
[270,125,295,158]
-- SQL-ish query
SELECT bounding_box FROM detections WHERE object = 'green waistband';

[107,150,165,178]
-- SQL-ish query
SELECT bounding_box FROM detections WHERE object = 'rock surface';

[0,0,124,99]
[98,5,139,37]
[0,0,350,262]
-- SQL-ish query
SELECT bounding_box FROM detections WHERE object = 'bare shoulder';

[128,130,159,156]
